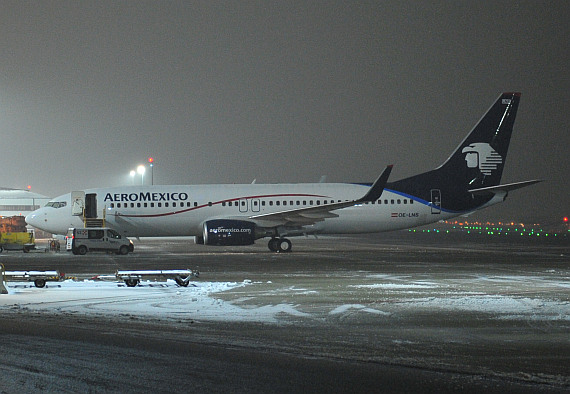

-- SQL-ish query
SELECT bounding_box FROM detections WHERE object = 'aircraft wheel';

[277,238,292,253]
[125,279,139,287]
[175,277,189,287]
[34,279,46,288]
[268,238,279,252]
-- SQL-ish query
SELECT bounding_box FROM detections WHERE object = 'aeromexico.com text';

[210,227,252,234]
[103,192,189,202]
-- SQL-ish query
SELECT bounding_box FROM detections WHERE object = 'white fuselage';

[25,183,480,238]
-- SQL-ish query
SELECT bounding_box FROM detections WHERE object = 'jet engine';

[203,219,256,246]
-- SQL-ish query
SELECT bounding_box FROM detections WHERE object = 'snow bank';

[0,279,308,323]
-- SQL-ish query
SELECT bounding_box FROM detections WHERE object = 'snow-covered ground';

[1,238,568,391]
[1,273,568,323]
[0,279,309,323]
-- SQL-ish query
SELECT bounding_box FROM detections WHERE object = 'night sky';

[1,1,568,222]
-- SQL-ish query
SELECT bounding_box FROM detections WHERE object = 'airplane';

[26,92,541,253]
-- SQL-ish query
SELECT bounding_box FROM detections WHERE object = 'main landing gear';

[268,238,292,253]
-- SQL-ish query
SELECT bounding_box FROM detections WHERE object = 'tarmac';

[0,232,568,393]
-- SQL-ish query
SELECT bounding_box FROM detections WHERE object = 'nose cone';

[25,209,44,230]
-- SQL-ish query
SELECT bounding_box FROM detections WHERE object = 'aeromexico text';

[104,192,189,202]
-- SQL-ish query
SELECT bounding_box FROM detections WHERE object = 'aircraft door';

[71,191,85,216]
[239,199,248,213]
[251,199,260,212]
[430,189,441,214]
[85,193,98,218]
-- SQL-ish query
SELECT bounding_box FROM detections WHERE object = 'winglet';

[357,165,393,203]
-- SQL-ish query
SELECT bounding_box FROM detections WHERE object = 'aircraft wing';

[248,165,393,228]
[468,179,542,195]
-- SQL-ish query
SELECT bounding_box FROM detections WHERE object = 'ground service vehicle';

[66,227,134,255]
[0,232,35,253]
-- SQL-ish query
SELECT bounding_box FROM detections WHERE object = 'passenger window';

[151,203,155,208]
[88,230,104,239]
[173,202,177,207]
[391,200,394,204]
[403,200,407,204]
[410,200,414,204]
[144,203,148,208]
[397,199,401,204]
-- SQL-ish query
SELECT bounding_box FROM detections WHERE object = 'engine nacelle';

[203,219,256,246]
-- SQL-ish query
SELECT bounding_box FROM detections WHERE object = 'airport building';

[0,187,50,219]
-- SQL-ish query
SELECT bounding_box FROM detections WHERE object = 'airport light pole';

[137,165,145,185]
[148,157,154,185]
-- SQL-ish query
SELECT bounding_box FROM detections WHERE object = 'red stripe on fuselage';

[117,193,329,218]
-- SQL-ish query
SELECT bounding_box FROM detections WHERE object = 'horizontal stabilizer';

[468,179,542,195]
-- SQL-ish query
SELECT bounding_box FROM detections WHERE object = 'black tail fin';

[438,92,521,188]
[389,93,521,212]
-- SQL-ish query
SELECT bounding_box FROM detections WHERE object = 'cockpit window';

[45,201,67,208]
